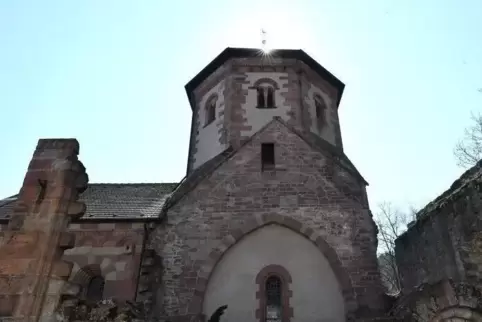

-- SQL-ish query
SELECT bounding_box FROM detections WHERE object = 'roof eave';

[184,47,345,110]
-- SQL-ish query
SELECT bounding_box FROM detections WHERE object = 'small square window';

[261,143,275,170]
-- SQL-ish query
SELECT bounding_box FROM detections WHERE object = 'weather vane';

[261,28,267,50]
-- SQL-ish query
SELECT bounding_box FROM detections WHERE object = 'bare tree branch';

[375,202,416,295]
[454,112,482,168]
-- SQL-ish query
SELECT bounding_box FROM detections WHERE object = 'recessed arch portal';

[195,214,357,322]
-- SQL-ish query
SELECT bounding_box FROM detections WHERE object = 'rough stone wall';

[63,222,147,302]
[395,165,482,293]
[0,139,88,321]
[0,219,148,305]
[150,120,386,322]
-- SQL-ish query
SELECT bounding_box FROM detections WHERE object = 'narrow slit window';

[314,95,326,130]
[261,143,275,170]
[257,87,266,108]
[267,87,275,108]
[205,100,216,126]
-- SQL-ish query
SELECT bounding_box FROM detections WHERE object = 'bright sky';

[1,0,481,215]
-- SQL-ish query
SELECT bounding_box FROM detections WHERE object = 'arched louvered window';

[265,276,282,322]
[86,275,105,302]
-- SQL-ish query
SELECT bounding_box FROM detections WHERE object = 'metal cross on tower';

[261,29,267,50]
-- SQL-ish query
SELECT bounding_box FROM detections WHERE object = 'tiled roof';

[0,183,178,221]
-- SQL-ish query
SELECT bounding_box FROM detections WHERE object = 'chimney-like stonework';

[184,48,345,174]
[0,139,88,321]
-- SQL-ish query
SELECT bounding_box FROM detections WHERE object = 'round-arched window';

[265,275,282,322]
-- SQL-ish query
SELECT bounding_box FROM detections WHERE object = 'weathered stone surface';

[392,279,482,321]
[0,139,89,320]
[394,161,482,320]
[150,119,385,321]
[396,160,482,292]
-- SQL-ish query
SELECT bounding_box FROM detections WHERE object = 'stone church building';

[0,48,480,322]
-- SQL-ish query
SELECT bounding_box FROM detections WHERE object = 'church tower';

[185,48,345,174]
[153,48,387,322]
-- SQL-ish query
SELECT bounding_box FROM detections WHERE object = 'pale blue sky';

[1,0,481,214]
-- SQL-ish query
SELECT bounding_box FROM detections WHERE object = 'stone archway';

[191,213,357,320]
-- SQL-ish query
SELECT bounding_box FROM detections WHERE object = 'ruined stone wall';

[395,165,482,293]
[0,139,88,320]
[393,163,482,321]
[1,219,147,306]
[150,120,386,322]
[64,222,147,302]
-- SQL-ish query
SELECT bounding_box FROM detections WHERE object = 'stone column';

[0,139,88,321]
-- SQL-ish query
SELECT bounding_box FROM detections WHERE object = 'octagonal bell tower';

[184,48,345,174]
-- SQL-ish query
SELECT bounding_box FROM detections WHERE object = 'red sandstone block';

[0,259,33,275]
[51,261,73,280]
[27,159,54,171]
[0,295,17,317]
[58,232,75,250]
[0,232,40,257]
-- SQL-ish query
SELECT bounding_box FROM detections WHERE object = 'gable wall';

[151,120,385,321]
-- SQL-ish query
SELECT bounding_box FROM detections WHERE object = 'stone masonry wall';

[395,163,482,293]
[63,221,146,302]
[0,139,88,320]
[187,57,344,173]
[150,120,386,322]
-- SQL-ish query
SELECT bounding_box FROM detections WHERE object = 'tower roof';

[184,47,345,110]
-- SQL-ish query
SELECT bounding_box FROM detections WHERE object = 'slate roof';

[0,183,178,222]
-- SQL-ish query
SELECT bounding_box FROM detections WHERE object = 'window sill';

[256,106,277,109]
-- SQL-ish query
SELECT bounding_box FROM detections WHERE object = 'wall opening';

[257,86,276,109]
[261,143,275,170]
[204,95,217,127]
[85,275,105,302]
[314,94,326,131]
